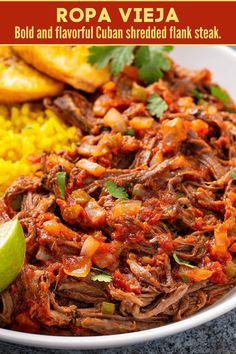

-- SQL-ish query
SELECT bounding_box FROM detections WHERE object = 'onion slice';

[81,235,101,258]
[63,255,92,278]
[77,159,106,177]
[104,108,127,133]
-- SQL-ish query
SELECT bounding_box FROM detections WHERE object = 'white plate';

[172,46,236,100]
[1,45,236,350]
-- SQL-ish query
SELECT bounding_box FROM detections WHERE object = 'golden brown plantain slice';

[0,46,64,103]
[12,46,110,93]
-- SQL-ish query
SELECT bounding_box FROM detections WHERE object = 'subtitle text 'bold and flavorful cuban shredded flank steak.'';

[1,45,236,336]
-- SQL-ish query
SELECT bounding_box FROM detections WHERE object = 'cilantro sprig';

[56,172,66,199]
[210,85,229,105]
[91,267,112,283]
[192,89,201,101]
[91,273,112,282]
[173,252,196,268]
[105,180,129,200]
[134,46,173,84]
[181,274,189,283]
[88,46,135,76]
[88,46,173,84]
[147,94,168,118]
[231,169,236,180]
[125,128,135,136]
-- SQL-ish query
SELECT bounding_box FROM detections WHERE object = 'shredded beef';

[1,63,236,336]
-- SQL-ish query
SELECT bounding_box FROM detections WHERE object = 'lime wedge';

[0,219,26,292]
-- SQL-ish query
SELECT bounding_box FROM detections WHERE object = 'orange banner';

[0,1,235,44]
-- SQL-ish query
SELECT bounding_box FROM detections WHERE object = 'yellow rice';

[0,103,78,194]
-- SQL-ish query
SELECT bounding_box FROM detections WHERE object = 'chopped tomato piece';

[14,312,40,334]
[178,265,213,282]
[210,271,227,284]
[103,81,116,93]
[211,222,231,260]
[204,256,228,284]
[92,242,120,269]
[112,200,142,219]
[191,119,209,137]
[230,242,236,252]
[93,133,123,157]
[45,154,73,172]
[113,271,141,294]
[158,233,173,252]
[43,218,79,240]
[129,117,154,130]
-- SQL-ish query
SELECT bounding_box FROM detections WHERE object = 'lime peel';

[0,219,26,292]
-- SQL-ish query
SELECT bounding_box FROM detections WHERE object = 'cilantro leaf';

[56,172,66,199]
[173,252,196,268]
[135,46,172,84]
[91,267,113,282]
[105,180,129,200]
[147,94,167,118]
[88,46,115,69]
[231,169,236,180]
[109,47,135,75]
[88,46,135,76]
[91,273,112,282]
[210,85,229,105]
[181,274,189,283]
[125,128,135,136]
[192,89,201,100]
[162,46,174,52]
[88,45,173,84]
[198,98,208,106]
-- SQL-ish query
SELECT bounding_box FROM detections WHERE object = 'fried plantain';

[0,46,65,103]
[12,46,110,93]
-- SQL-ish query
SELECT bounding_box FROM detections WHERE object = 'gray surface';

[1,46,236,353]
[0,309,236,353]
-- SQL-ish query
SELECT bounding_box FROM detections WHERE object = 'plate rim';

[1,290,236,349]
